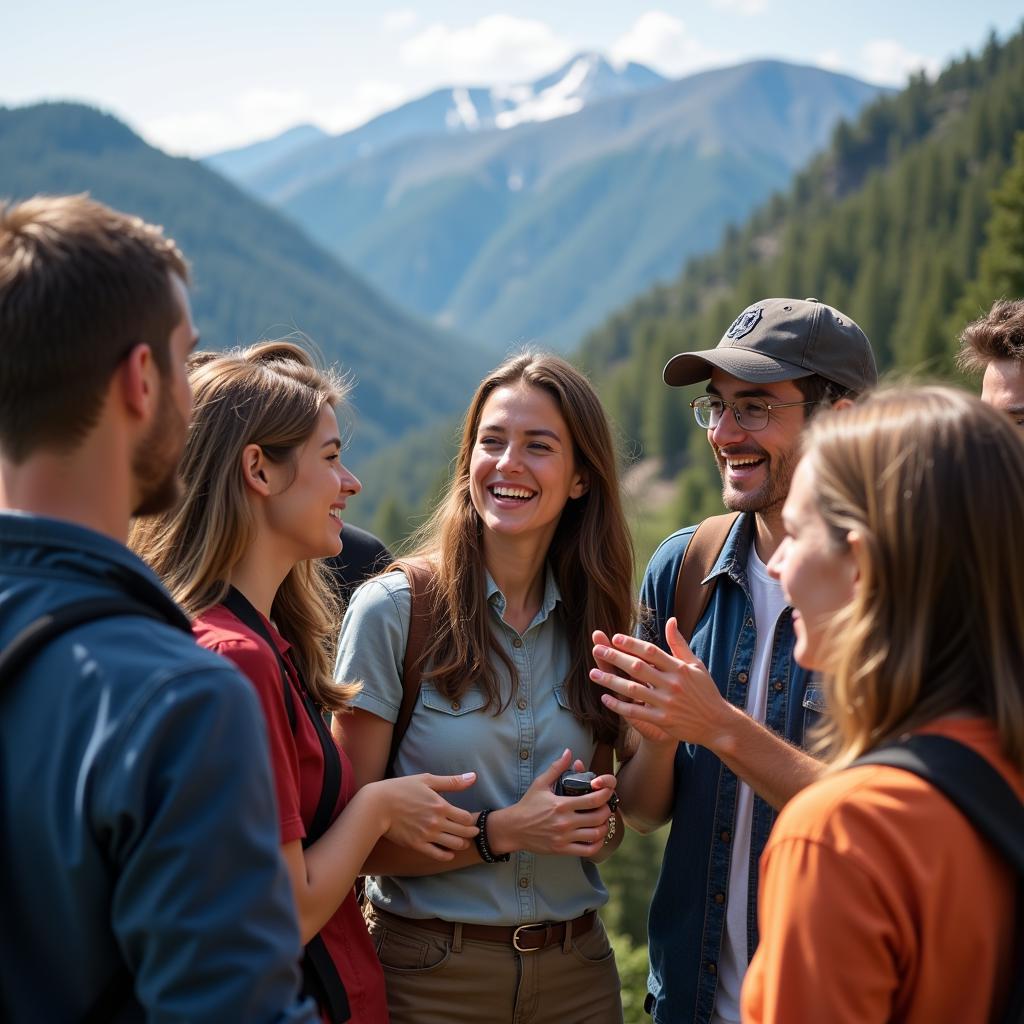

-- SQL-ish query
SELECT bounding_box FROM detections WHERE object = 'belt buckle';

[512,923,546,953]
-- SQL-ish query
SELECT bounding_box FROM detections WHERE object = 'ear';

[832,396,855,413]
[569,467,590,500]
[845,528,864,586]
[119,343,159,421]
[240,443,271,496]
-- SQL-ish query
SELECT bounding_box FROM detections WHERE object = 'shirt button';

[519,749,530,761]
[512,637,523,648]
[720,830,731,843]
[451,700,461,711]
[737,672,748,684]
[773,680,784,692]
[714,892,725,905]
[706,962,718,975]
[746,617,754,627]
[517,698,528,710]
[519,877,529,889]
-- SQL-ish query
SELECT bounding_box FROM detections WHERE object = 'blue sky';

[4,2,1022,155]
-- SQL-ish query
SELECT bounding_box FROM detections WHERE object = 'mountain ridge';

[0,101,494,460]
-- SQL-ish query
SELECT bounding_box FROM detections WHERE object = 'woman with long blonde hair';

[739,386,1024,1023]
[132,342,479,1023]
[334,351,635,1023]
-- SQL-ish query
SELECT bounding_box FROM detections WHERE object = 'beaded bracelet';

[475,808,510,863]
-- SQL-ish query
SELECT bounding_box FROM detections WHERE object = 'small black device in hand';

[556,770,619,811]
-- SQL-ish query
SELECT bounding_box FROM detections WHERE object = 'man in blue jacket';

[591,298,877,1024]
[0,195,317,1022]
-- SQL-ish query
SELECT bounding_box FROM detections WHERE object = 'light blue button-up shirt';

[335,568,607,925]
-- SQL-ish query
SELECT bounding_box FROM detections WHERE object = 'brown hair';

[957,299,1024,374]
[130,341,356,713]
[0,194,188,462]
[805,386,1024,771]
[406,351,634,746]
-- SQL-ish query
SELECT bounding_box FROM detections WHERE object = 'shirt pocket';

[420,684,489,717]
[801,683,826,743]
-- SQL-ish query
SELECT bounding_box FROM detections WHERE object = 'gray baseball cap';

[663,297,877,393]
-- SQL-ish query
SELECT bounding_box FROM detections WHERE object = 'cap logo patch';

[726,307,763,340]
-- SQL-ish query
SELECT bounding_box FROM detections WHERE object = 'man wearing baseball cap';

[591,298,877,1024]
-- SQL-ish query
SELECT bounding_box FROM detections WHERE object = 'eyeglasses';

[690,395,817,431]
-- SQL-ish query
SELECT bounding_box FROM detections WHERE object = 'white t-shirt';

[711,543,787,1024]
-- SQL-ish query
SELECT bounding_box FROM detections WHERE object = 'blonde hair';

[806,385,1024,770]
[130,341,357,712]
[405,351,634,746]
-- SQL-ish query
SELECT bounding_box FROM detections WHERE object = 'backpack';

[387,560,614,778]
[673,512,741,642]
[853,734,1024,1024]
[0,595,182,1024]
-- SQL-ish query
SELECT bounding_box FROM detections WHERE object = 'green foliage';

[961,131,1024,312]
[607,930,654,1024]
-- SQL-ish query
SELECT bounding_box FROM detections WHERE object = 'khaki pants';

[364,905,623,1024]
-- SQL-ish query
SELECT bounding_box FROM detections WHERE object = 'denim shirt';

[639,513,822,1024]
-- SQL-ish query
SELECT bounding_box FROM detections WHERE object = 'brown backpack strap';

[388,559,436,773]
[589,741,614,776]
[673,512,741,643]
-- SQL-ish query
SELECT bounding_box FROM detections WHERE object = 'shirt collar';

[486,564,562,627]
[703,511,756,590]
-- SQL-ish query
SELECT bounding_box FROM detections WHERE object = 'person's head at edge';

[770,385,1024,772]
[129,342,361,714]
[663,297,878,558]
[957,298,1024,429]
[407,350,634,746]
[0,194,196,536]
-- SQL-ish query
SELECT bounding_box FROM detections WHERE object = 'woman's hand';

[367,772,480,861]
[488,749,615,858]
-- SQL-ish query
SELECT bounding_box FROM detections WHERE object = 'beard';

[132,383,187,517]
[715,439,800,518]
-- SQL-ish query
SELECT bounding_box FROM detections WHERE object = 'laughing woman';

[740,386,1024,1023]
[131,342,480,1024]
[334,352,635,1024]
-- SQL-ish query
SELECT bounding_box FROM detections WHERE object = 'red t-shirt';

[194,603,388,1024]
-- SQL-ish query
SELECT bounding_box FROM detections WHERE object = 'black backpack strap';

[854,734,1024,1024]
[218,586,350,1024]
[0,597,168,686]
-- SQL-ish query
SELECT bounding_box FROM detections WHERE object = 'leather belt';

[372,906,597,952]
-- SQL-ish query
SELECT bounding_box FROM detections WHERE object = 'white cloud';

[317,79,410,134]
[860,39,941,86]
[710,0,767,14]
[611,11,734,78]
[144,80,412,156]
[382,9,418,34]
[146,88,313,155]
[815,49,844,72]
[400,15,572,82]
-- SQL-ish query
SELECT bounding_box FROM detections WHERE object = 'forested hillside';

[0,102,493,458]
[579,26,1024,534]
